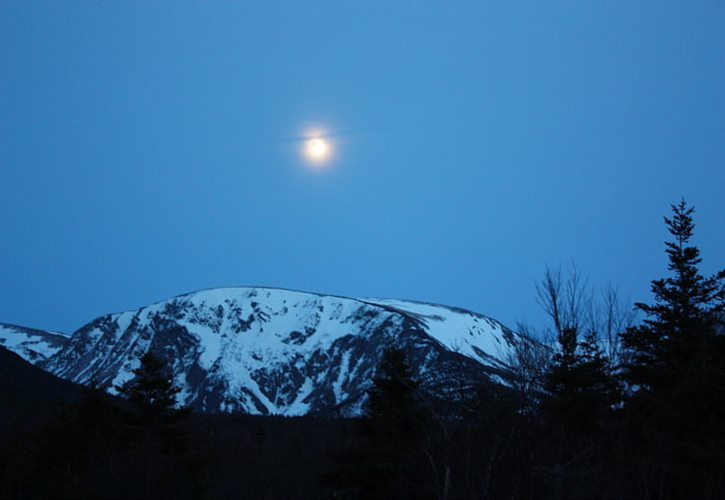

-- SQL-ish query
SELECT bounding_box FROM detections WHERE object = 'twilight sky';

[1,1,723,334]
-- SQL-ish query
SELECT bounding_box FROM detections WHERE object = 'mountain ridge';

[1,287,520,416]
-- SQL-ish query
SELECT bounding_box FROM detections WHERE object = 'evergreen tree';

[365,346,423,437]
[362,347,427,497]
[115,351,205,498]
[620,199,725,496]
[536,326,620,499]
[116,351,184,423]
[534,265,621,432]
[324,346,432,499]
[621,199,724,401]
[543,327,618,434]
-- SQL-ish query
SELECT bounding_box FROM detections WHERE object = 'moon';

[303,137,332,165]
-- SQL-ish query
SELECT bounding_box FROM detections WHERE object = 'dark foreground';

[1,352,723,500]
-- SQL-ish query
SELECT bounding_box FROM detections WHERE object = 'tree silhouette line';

[325,199,724,499]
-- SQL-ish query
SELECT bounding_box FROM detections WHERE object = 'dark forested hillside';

[0,347,84,439]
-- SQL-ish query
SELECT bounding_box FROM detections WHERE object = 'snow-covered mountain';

[0,287,520,416]
[0,324,69,364]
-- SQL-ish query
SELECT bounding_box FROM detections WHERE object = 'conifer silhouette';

[621,199,725,496]
[116,351,184,422]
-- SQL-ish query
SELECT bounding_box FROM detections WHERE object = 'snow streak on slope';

[5,288,521,416]
[0,324,69,364]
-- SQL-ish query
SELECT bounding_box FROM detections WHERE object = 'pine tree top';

[115,351,183,421]
[633,199,723,337]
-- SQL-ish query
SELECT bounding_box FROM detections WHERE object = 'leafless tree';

[587,284,637,362]
[535,265,589,339]
[505,323,552,415]
[535,264,635,365]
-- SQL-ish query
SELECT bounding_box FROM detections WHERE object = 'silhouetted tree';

[621,199,725,497]
[365,347,423,433]
[544,327,619,434]
[622,199,724,395]
[530,266,625,497]
[116,351,184,423]
[533,267,622,433]
[112,351,205,498]
[325,346,432,499]
[367,346,432,496]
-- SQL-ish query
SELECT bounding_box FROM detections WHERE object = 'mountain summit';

[0,287,520,416]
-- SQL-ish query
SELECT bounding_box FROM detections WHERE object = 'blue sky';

[1,1,723,333]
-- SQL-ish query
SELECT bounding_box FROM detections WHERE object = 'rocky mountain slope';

[1,287,520,416]
[0,324,69,364]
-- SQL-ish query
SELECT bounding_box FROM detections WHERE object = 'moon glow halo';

[303,137,332,166]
